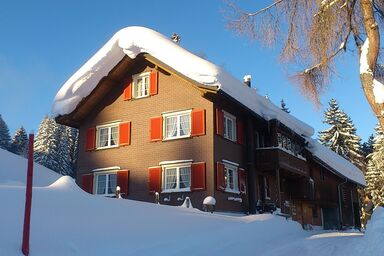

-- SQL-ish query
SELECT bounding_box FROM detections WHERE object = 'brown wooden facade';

[56,53,362,229]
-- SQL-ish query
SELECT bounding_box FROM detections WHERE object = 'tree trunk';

[359,0,384,129]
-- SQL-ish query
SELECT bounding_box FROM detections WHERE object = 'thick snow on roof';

[52,26,313,137]
[52,26,365,184]
[307,139,366,186]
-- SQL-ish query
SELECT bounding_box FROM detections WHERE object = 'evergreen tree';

[280,99,290,113]
[34,115,60,172]
[319,99,365,169]
[34,115,78,177]
[361,134,374,158]
[0,114,11,150]
[10,126,29,157]
[365,125,384,206]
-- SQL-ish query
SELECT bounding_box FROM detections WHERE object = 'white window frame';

[163,109,192,140]
[132,72,150,99]
[224,162,239,193]
[94,170,118,196]
[223,111,237,142]
[264,176,271,199]
[161,163,191,193]
[96,122,119,149]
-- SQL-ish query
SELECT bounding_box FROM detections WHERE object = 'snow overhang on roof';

[52,26,314,137]
[306,138,366,186]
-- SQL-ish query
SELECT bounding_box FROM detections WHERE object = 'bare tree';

[225,0,384,129]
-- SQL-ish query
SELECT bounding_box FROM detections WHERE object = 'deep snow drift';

[0,148,382,255]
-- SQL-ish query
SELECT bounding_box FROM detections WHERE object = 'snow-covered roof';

[52,26,313,137]
[307,139,366,186]
[52,26,365,185]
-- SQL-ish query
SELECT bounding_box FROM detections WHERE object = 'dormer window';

[133,72,150,99]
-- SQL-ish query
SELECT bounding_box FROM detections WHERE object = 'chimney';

[243,75,251,87]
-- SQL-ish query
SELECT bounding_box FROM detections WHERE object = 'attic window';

[133,72,150,99]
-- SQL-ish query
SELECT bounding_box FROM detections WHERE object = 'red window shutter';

[216,162,225,191]
[85,127,96,151]
[216,108,224,136]
[117,170,129,197]
[82,173,94,194]
[150,116,162,142]
[237,119,245,145]
[191,162,206,191]
[149,70,158,96]
[123,77,132,100]
[191,109,206,136]
[238,168,247,194]
[119,122,131,146]
[148,167,162,194]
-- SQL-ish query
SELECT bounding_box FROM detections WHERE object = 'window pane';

[108,174,117,194]
[227,118,233,140]
[110,126,118,146]
[179,167,191,189]
[136,78,143,97]
[179,114,190,136]
[228,169,234,189]
[165,168,177,190]
[98,128,109,147]
[143,76,149,96]
[165,116,177,138]
[97,175,106,194]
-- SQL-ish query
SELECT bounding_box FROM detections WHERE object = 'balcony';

[255,147,309,176]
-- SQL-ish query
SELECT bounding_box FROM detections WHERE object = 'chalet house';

[53,26,365,229]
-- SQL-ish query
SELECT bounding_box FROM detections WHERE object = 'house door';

[322,207,339,229]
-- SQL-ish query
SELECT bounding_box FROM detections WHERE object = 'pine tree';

[319,99,365,169]
[0,114,11,150]
[361,134,374,158]
[280,99,290,113]
[34,116,60,172]
[34,115,79,177]
[10,126,29,157]
[365,125,384,206]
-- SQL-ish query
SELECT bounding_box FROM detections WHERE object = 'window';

[224,163,238,193]
[223,111,236,141]
[162,164,191,192]
[95,172,117,196]
[96,123,119,149]
[133,72,150,99]
[264,176,271,199]
[163,110,191,140]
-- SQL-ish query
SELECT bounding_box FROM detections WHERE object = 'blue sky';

[0,0,377,141]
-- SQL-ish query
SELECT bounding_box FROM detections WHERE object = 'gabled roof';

[52,26,313,137]
[52,26,365,186]
[307,139,366,186]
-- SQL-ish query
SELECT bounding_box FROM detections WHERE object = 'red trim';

[150,117,162,142]
[85,127,96,151]
[216,108,224,136]
[123,77,132,100]
[119,122,131,146]
[238,168,247,195]
[237,119,245,145]
[82,173,94,194]
[117,170,129,197]
[191,109,206,136]
[216,162,225,191]
[150,70,158,96]
[148,167,162,193]
[191,162,206,191]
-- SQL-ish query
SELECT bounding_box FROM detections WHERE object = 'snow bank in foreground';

[0,152,381,256]
[307,139,365,186]
[52,26,314,137]
[0,148,61,186]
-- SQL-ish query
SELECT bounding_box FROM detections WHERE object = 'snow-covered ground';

[0,148,382,256]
